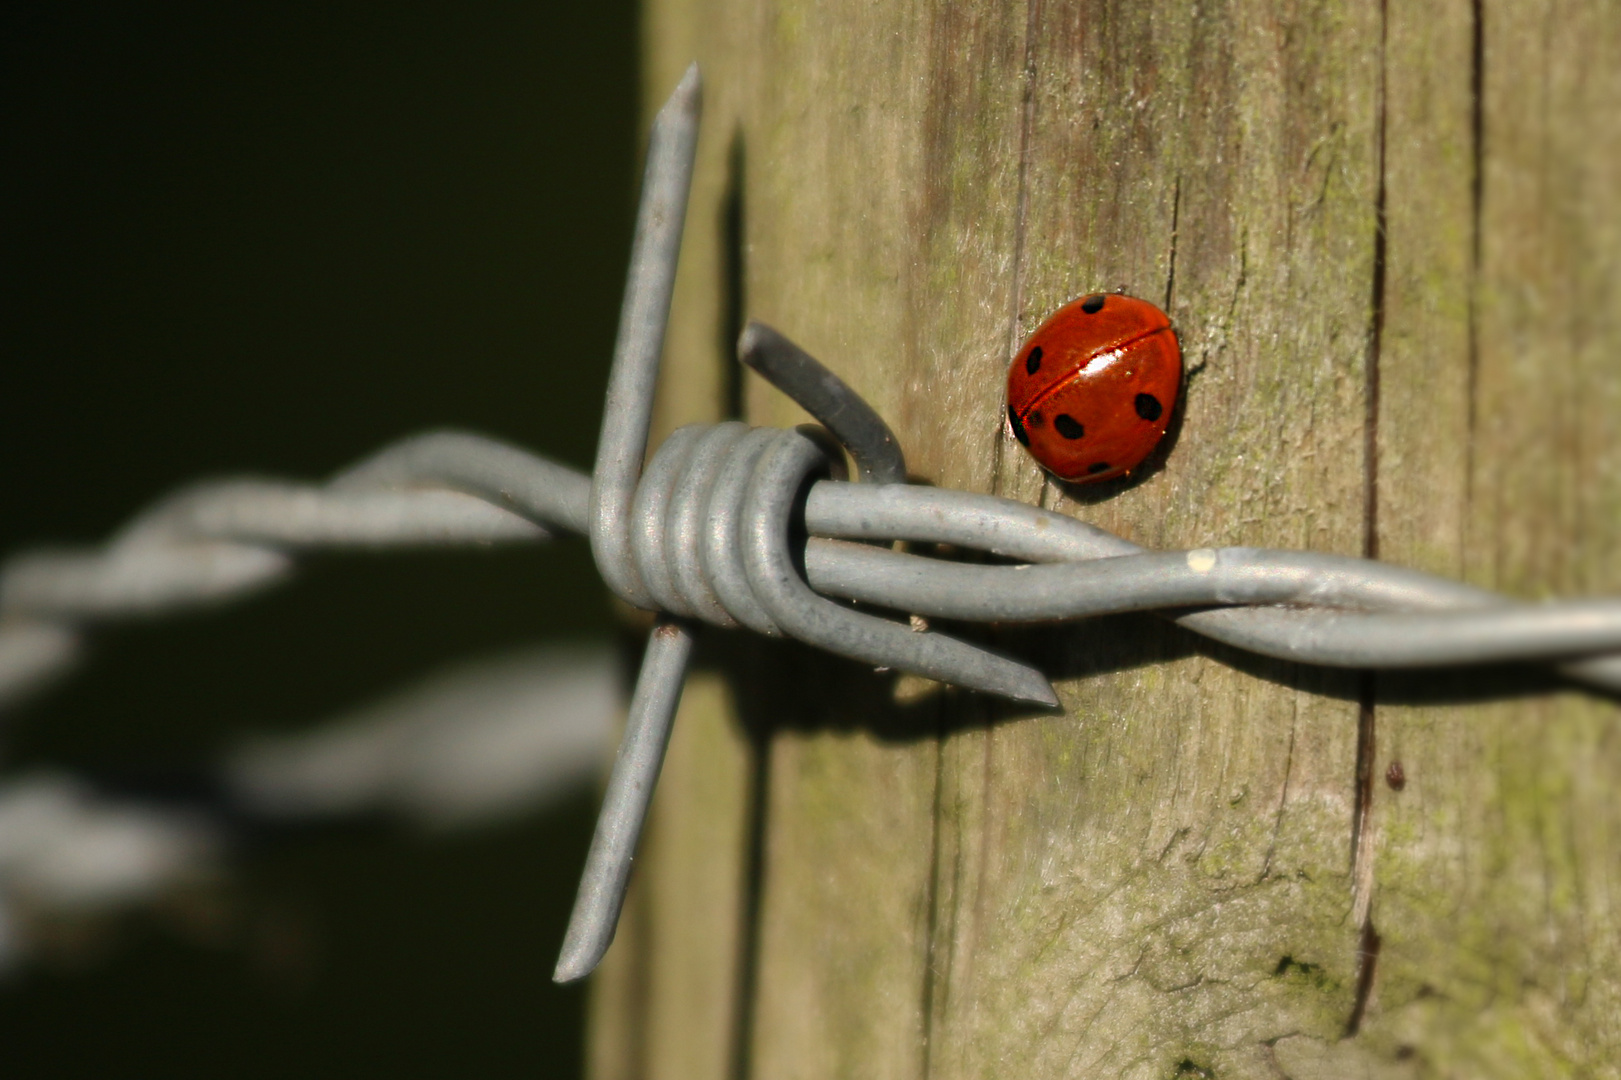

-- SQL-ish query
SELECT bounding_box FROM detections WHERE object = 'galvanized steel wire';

[5,64,1621,982]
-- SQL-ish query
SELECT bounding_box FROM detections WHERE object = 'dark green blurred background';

[1,3,636,1074]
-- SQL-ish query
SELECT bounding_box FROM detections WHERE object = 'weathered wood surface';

[591,1,1621,1076]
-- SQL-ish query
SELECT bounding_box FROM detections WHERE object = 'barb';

[555,618,693,982]
[738,321,907,484]
[8,62,1621,986]
[591,63,703,611]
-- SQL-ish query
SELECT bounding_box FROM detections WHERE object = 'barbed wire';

[0,644,619,976]
[5,64,1620,984]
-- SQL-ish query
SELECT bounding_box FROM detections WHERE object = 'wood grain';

[1368,0,1621,1073]
[591,0,1621,1075]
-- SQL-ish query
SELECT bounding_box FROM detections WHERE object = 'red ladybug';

[1005,293,1181,484]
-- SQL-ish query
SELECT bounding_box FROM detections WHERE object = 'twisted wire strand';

[12,417,1618,716]
[800,484,1621,692]
[0,431,583,709]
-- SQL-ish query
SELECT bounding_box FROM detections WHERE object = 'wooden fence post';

[592,1,1621,1075]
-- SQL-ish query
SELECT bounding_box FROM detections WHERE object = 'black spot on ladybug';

[1054,414,1085,440]
[1087,462,1112,474]
[1007,406,1030,446]
[1134,393,1163,421]
[1026,346,1043,375]
[1080,294,1106,314]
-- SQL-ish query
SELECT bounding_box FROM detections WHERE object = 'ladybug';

[1005,292,1181,484]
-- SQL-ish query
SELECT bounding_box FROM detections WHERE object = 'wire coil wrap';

[602,420,1060,706]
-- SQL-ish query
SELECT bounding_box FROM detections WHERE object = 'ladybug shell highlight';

[1005,293,1181,484]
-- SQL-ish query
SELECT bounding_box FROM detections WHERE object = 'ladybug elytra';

[1005,293,1181,484]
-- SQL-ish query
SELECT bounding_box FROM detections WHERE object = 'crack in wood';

[1344,920,1383,1036]
[919,721,948,1080]
[1465,0,1485,516]
[1347,0,1392,1034]
[992,0,1045,500]
[1164,175,1182,312]
[727,733,771,1080]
